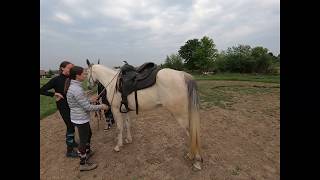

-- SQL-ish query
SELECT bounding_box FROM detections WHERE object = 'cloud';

[53,12,73,24]
[40,0,280,70]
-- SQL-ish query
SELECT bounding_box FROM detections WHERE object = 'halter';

[88,64,120,101]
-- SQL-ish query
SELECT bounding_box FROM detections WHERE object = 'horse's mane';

[94,64,118,74]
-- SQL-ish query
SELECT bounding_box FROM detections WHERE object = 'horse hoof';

[114,146,120,152]
[192,161,202,171]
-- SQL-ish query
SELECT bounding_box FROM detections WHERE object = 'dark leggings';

[74,122,92,164]
[56,100,76,149]
[74,122,92,152]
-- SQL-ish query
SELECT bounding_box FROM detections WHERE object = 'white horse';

[86,60,203,170]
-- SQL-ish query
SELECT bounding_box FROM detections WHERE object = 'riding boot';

[66,146,78,158]
[85,143,94,160]
[79,146,97,171]
[66,132,78,148]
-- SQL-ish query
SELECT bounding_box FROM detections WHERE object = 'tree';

[224,45,254,73]
[216,45,276,74]
[178,36,218,72]
[163,54,184,71]
[276,53,280,63]
[47,69,54,78]
[194,36,218,72]
[178,39,201,70]
[251,47,273,73]
[214,51,228,72]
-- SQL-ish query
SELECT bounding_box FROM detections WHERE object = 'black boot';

[85,144,94,160]
[66,132,78,148]
[72,142,79,148]
[79,146,97,171]
[66,146,78,158]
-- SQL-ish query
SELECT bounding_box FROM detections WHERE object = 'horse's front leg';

[124,113,132,144]
[112,109,124,152]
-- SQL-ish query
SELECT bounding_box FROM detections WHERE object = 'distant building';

[40,70,47,78]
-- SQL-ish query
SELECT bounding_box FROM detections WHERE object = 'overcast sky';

[40,0,280,70]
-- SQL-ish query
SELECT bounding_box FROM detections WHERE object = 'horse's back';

[125,68,188,111]
[156,68,188,85]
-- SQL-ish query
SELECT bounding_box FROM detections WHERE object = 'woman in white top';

[65,66,109,171]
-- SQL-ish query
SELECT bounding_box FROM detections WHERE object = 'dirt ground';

[40,81,280,180]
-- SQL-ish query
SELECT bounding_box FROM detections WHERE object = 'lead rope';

[97,70,120,99]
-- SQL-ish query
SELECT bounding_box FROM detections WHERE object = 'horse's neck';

[94,65,118,88]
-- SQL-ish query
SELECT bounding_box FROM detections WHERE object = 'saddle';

[117,62,160,114]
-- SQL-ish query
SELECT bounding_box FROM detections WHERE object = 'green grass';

[197,81,280,109]
[40,95,57,119]
[40,78,92,119]
[40,78,57,119]
[193,73,280,84]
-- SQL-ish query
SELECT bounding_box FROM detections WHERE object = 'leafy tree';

[178,36,218,72]
[194,36,218,72]
[251,47,273,73]
[46,69,54,78]
[178,39,200,70]
[163,54,184,71]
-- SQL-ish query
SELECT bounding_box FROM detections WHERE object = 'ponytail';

[64,78,71,94]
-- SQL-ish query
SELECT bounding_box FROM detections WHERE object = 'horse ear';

[86,59,91,67]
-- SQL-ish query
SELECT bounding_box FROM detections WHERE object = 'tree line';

[160,36,280,74]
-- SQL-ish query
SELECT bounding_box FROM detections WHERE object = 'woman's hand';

[101,104,109,111]
[90,95,99,103]
[54,92,64,101]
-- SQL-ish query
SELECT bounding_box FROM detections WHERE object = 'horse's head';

[86,59,98,90]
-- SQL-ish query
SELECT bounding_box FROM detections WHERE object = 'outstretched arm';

[74,89,105,112]
[40,78,55,97]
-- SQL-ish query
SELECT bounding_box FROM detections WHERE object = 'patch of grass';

[223,86,279,95]
[193,73,280,84]
[197,81,279,109]
[40,78,57,119]
[40,95,57,119]
[40,78,94,119]
[197,81,234,109]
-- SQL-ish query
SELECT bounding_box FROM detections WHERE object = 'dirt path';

[40,81,280,180]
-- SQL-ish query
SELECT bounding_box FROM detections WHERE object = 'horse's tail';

[184,73,201,158]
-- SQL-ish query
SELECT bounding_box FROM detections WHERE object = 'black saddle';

[117,62,160,114]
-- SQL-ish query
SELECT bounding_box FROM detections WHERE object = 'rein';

[87,65,120,101]
[88,66,119,129]
[97,70,120,100]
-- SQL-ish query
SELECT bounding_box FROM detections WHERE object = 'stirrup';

[119,103,131,113]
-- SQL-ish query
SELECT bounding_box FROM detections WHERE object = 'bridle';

[88,65,97,87]
[88,64,120,130]
[88,65,120,104]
